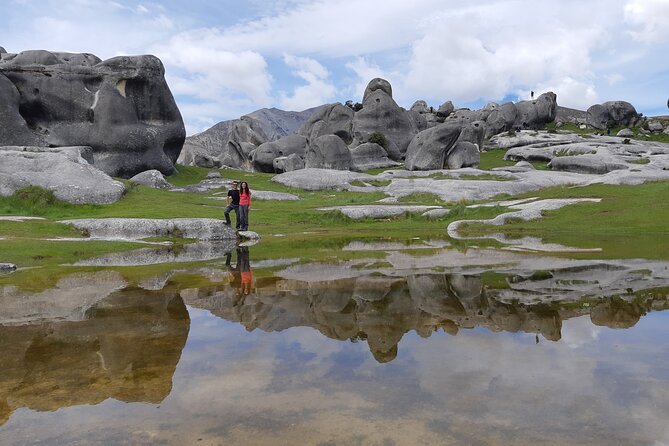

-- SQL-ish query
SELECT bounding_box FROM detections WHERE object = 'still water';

[1,242,668,445]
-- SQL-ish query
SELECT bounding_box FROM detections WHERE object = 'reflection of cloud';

[561,315,602,349]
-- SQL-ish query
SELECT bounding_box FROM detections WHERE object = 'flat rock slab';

[319,205,444,220]
[0,216,46,221]
[58,218,237,241]
[272,168,373,190]
[248,190,300,201]
[238,230,261,239]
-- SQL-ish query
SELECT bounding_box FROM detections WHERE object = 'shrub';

[367,131,388,148]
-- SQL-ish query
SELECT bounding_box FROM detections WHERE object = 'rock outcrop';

[0,146,126,204]
[351,78,416,160]
[298,103,354,144]
[252,134,308,173]
[350,142,400,171]
[586,101,639,130]
[404,121,482,171]
[0,49,186,178]
[305,135,353,170]
[59,218,238,241]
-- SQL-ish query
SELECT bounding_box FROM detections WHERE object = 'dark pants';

[224,204,239,228]
[238,205,249,231]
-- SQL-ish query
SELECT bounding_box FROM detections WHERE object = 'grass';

[2,163,669,290]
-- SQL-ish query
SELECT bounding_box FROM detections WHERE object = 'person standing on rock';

[238,181,252,231]
[224,181,240,229]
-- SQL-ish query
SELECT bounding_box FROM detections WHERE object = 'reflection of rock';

[0,278,189,426]
[590,298,643,329]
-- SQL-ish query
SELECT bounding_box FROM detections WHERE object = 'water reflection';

[0,273,189,426]
[184,270,669,363]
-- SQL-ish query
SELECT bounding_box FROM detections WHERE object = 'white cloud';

[624,0,669,43]
[278,54,336,111]
[345,57,390,103]
[607,73,625,85]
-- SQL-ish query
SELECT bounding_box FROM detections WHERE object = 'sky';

[1,0,668,135]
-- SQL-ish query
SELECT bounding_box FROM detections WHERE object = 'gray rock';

[362,77,393,101]
[556,106,587,125]
[298,103,354,144]
[0,50,185,178]
[664,127,669,135]
[446,141,480,169]
[305,135,352,170]
[405,123,462,170]
[319,205,443,220]
[457,120,486,151]
[180,106,325,168]
[250,190,300,201]
[485,102,517,137]
[410,100,430,114]
[350,142,400,171]
[586,101,639,130]
[422,209,451,219]
[0,146,126,204]
[129,169,172,189]
[253,134,308,172]
[492,160,536,173]
[272,168,372,191]
[648,121,664,133]
[548,154,630,174]
[0,263,17,273]
[352,79,416,160]
[273,153,305,173]
[616,128,634,137]
[59,218,237,241]
[513,92,558,130]
[206,171,222,179]
[406,109,429,133]
[437,101,454,117]
[238,230,261,240]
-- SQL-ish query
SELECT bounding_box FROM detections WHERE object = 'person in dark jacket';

[224,181,240,229]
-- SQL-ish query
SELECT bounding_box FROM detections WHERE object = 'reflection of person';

[238,246,253,295]
[225,246,253,304]
[223,181,240,229]
[238,181,252,231]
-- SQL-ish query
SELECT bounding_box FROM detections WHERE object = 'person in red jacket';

[238,181,252,231]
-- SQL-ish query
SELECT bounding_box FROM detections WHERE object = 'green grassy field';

[1,148,668,290]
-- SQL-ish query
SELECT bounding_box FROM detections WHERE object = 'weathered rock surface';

[586,101,639,130]
[0,49,185,178]
[129,169,172,189]
[548,155,630,174]
[0,146,126,204]
[512,92,558,130]
[319,205,444,219]
[352,78,416,160]
[248,190,300,201]
[446,141,480,169]
[0,263,16,273]
[617,128,634,137]
[180,106,325,168]
[273,153,305,173]
[305,135,353,170]
[272,168,372,191]
[350,142,400,171]
[59,218,237,241]
[252,134,308,173]
[298,103,354,144]
[405,123,462,170]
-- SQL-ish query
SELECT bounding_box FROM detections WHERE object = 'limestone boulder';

[273,153,305,173]
[252,134,308,173]
[586,101,639,130]
[0,50,186,178]
[410,100,430,114]
[350,142,400,171]
[648,121,664,133]
[0,146,125,204]
[457,120,486,151]
[352,79,416,160]
[404,123,462,171]
[305,135,352,170]
[616,128,634,137]
[129,169,172,189]
[513,92,557,129]
[437,101,455,117]
[446,141,480,169]
[548,154,629,174]
[299,103,354,144]
[485,102,517,137]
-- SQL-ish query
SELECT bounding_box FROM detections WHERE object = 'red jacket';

[239,191,251,206]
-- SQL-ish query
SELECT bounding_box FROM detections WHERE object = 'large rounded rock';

[410,100,430,114]
[129,169,172,189]
[457,120,486,151]
[363,77,393,101]
[305,135,352,170]
[446,141,480,169]
[404,123,462,171]
[273,153,305,173]
[352,79,416,160]
[437,101,454,117]
[252,134,308,172]
[350,142,399,171]
[586,101,638,130]
[0,50,186,178]
[299,103,354,144]
[0,146,126,204]
[513,92,557,129]
[485,102,517,137]
[0,73,46,146]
